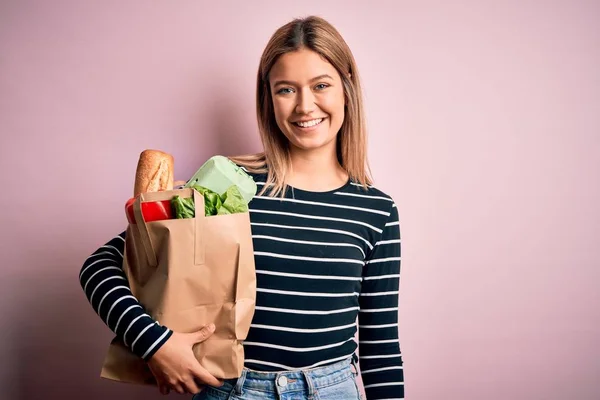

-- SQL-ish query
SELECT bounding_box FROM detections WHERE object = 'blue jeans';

[192,357,362,400]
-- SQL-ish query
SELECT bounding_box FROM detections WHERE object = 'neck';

[286,146,348,191]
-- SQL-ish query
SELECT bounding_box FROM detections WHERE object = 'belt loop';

[231,369,247,397]
[301,370,317,399]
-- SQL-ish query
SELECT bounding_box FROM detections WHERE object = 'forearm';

[79,231,172,360]
[358,328,404,399]
[358,289,405,399]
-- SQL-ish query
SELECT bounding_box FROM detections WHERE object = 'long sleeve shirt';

[79,170,404,399]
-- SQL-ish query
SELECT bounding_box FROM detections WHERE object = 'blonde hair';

[229,15,373,197]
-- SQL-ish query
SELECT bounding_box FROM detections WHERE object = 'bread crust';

[133,149,174,196]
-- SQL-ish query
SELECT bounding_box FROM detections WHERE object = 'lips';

[292,118,326,128]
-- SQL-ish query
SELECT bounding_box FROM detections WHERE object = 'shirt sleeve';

[78,231,172,361]
[358,201,405,399]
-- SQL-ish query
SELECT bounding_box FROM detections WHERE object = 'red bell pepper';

[125,197,173,224]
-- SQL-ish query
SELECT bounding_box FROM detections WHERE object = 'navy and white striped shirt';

[79,170,404,399]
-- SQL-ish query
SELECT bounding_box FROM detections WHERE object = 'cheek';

[271,101,295,139]
[327,97,345,136]
[272,99,291,125]
[322,96,346,129]
[322,92,346,118]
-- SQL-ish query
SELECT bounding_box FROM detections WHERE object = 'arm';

[358,202,405,399]
[78,231,172,360]
[79,231,222,394]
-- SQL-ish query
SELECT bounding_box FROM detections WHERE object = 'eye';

[276,87,294,95]
[315,83,330,90]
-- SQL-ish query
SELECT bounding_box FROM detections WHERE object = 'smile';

[293,118,325,128]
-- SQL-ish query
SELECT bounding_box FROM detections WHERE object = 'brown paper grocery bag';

[100,188,256,385]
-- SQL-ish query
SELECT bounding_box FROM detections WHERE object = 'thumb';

[188,323,216,345]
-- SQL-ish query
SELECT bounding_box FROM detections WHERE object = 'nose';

[295,87,316,114]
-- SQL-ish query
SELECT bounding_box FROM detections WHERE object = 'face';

[268,48,346,156]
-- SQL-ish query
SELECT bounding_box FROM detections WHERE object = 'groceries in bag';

[124,152,254,223]
[100,149,257,385]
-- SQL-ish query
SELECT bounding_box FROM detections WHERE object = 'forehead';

[269,48,340,82]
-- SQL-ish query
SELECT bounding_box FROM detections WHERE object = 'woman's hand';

[147,323,224,395]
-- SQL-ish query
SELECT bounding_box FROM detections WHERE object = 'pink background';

[1,1,599,399]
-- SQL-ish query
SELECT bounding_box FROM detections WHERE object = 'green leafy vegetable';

[218,185,248,215]
[171,195,195,219]
[171,184,249,218]
[191,185,222,216]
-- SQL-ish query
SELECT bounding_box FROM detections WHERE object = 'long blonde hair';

[229,16,373,197]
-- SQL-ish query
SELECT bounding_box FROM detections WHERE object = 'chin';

[289,135,338,152]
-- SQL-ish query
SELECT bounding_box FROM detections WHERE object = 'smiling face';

[268,48,346,156]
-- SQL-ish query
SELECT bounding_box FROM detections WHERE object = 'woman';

[79,16,404,400]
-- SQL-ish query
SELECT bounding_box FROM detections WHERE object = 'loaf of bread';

[133,149,174,196]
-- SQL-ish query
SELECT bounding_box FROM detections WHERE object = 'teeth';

[295,118,323,128]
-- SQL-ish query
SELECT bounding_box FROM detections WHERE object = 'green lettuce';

[218,185,248,215]
[171,184,249,218]
[171,195,195,219]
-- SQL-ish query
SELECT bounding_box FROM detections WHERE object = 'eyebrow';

[272,74,334,87]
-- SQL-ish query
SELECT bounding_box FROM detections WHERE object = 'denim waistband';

[223,357,357,397]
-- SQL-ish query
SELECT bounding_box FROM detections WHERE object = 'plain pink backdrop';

[1,1,599,399]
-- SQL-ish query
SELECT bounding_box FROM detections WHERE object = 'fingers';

[191,363,224,388]
[173,383,185,394]
[160,376,208,395]
[189,323,216,344]
[182,378,202,394]
[159,385,170,395]
[149,324,219,395]
[150,368,170,395]
[158,375,203,395]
